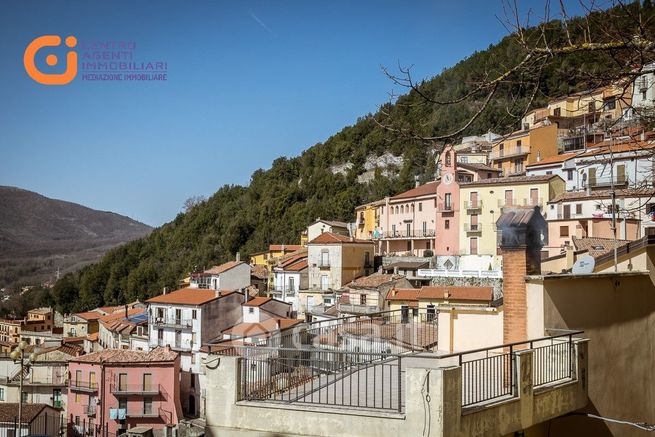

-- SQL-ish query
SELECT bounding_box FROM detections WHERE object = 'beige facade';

[458,175,566,256]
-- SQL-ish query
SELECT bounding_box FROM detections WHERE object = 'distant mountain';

[0,186,152,289]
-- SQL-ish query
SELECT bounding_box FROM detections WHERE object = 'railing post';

[397,356,402,413]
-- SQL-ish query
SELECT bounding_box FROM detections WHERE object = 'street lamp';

[10,341,37,435]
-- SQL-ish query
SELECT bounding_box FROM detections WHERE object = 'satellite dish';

[572,255,595,274]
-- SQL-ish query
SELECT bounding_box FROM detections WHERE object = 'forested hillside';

[44,2,655,313]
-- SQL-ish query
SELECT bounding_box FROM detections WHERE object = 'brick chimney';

[497,207,547,345]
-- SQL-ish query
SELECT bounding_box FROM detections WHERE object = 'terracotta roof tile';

[572,236,630,258]
[348,273,405,288]
[458,162,502,173]
[385,288,420,301]
[269,244,303,252]
[0,404,54,423]
[418,286,493,301]
[549,188,655,203]
[146,287,231,305]
[526,152,580,167]
[72,347,178,364]
[74,311,103,321]
[390,181,438,200]
[203,261,246,275]
[243,297,271,307]
[307,232,372,245]
[222,318,302,337]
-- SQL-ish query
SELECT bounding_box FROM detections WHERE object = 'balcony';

[381,229,435,239]
[464,200,483,213]
[272,286,296,295]
[463,223,482,234]
[337,303,381,315]
[497,198,543,209]
[437,203,454,212]
[490,145,530,161]
[151,317,193,330]
[83,404,96,416]
[53,400,62,409]
[111,383,162,396]
[588,176,629,189]
[69,380,98,392]
[318,261,331,269]
[125,409,159,419]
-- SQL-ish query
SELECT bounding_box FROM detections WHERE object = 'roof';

[525,152,579,167]
[311,219,350,229]
[458,162,502,173]
[269,244,303,252]
[27,307,52,315]
[307,232,373,245]
[347,273,405,289]
[461,174,561,187]
[285,259,308,272]
[243,297,272,307]
[250,264,269,280]
[419,286,493,301]
[572,236,630,258]
[222,318,302,337]
[278,252,308,269]
[386,286,493,302]
[390,181,438,200]
[0,404,54,423]
[203,260,246,275]
[579,140,655,157]
[72,311,103,321]
[549,188,655,203]
[72,347,178,364]
[146,288,235,306]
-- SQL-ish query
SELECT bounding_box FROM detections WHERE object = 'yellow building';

[250,244,305,292]
[458,174,566,256]
[354,200,383,240]
[490,124,559,176]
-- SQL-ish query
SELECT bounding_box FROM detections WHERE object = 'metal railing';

[464,200,483,210]
[82,404,96,416]
[336,304,381,315]
[438,203,454,212]
[588,176,629,188]
[69,380,98,391]
[238,347,403,412]
[490,146,530,161]
[381,229,436,239]
[151,317,193,329]
[439,331,581,408]
[463,223,481,233]
[110,383,161,396]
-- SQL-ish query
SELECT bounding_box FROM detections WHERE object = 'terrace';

[205,310,588,436]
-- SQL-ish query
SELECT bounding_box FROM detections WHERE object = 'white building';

[146,287,243,417]
[190,260,251,291]
[272,253,308,312]
[306,219,351,242]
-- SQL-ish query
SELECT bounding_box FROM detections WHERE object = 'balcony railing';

[336,304,381,314]
[464,200,483,211]
[70,380,98,392]
[83,404,96,416]
[490,146,530,161]
[318,261,331,268]
[463,223,482,233]
[125,408,159,418]
[151,317,193,329]
[438,203,454,212]
[111,383,161,396]
[53,400,62,409]
[497,198,543,209]
[588,176,629,189]
[381,229,436,239]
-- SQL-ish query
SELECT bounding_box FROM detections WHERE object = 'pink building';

[435,146,461,255]
[68,347,182,437]
[378,181,438,256]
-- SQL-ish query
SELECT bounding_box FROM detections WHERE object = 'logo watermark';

[24,35,168,85]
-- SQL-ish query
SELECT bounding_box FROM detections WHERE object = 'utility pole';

[10,341,36,435]
[607,130,619,272]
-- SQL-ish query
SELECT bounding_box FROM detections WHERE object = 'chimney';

[124,305,128,319]
[496,206,546,345]
[236,252,240,262]
[163,287,167,295]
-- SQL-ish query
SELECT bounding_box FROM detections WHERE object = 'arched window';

[445,153,452,167]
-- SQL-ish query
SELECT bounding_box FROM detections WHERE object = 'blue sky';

[0,1,585,226]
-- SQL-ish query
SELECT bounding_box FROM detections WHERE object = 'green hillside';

[44,2,655,313]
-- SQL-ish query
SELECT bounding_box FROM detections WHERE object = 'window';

[248,307,254,314]
[190,373,195,388]
[560,226,569,237]
[0,388,5,401]
[360,294,367,305]
[144,398,153,415]
[320,250,329,267]
[418,202,422,212]
[445,153,452,167]
[576,204,583,215]
[157,329,163,342]
[157,307,164,319]
[390,206,393,215]
[175,309,182,323]
[21,392,27,403]
[192,310,197,320]
[119,398,127,411]
[554,107,561,117]
[75,416,80,427]
[401,205,404,214]
[422,221,427,234]
[192,332,197,346]
[445,220,450,230]
[444,193,452,210]
[567,170,573,181]
[470,214,479,230]
[588,101,596,113]
[75,393,80,403]
[604,97,616,110]
[470,237,478,255]
[191,353,196,364]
